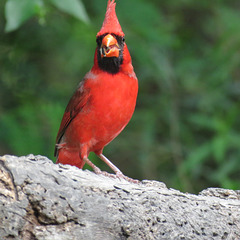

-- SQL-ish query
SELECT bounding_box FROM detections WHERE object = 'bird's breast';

[85,72,138,142]
[93,74,137,121]
[67,72,138,154]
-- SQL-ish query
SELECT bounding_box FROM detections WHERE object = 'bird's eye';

[122,37,125,42]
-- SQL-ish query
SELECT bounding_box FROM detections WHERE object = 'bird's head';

[95,0,129,74]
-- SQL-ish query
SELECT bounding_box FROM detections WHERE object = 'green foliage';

[5,0,44,32]
[4,0,89,32]
[0,102,62,157]
[49,0,89,24]
[1,0,240,193]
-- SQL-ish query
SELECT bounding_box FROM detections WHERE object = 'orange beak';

[100,34,120,58]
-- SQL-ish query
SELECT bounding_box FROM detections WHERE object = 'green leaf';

[188,114,216,130]
[212,136,228,163]
[5,0,43,32]
[49,0,89,23]
[181,143,212,175]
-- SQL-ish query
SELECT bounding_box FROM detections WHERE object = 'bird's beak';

[100,34,120,58]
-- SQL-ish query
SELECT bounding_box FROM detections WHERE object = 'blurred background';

[1,0,240,193]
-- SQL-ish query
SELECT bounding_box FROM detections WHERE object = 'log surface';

[0,155,240,240]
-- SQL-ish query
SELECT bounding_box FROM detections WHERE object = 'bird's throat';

[97,55,123,74]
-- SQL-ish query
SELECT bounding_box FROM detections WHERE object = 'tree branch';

[0,155,239,240]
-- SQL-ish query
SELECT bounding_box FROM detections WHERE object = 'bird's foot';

[93,167,115,178]
[96,154,139,183]
[92,166,103,175]
[94,169,139,183]
[101,171,116,178]
[115,171,139,184]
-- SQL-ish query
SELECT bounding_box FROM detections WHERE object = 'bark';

[0,155,240,240]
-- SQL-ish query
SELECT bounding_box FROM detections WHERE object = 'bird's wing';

[54,81,90,156]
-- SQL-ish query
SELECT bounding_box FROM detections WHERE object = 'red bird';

[55,0,138,181]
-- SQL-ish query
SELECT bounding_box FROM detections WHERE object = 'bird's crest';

[97,0,124,37]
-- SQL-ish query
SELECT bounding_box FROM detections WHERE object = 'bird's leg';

[98,154,123,176]
[98,154,139,183]
[83,156,117,178]
[83,156,102,174]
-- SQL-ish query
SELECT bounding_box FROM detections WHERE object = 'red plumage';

[97,0,124,37]
[55,0,138,180]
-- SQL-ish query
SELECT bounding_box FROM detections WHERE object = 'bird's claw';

[94,169,115,178]
[115,171,139,183]
[93,166,103,175]
[94,168,139,184]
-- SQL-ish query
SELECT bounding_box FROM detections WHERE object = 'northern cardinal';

[55,0,138,181]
